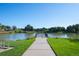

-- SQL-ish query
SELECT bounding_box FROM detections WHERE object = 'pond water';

[0,33,79,41]
[35,33,79,39]
[0,33,34,41]
[48,33,79,39]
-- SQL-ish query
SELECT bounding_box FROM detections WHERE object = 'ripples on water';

[48,33,79,39]
[0,33,79,41]
[0,33,34,41]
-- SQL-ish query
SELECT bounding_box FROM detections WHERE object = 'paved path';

[23,37,55,56]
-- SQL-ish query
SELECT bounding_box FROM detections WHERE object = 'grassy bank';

[0,38,35,56]
[48,38,79,56]
[0,31,12,34]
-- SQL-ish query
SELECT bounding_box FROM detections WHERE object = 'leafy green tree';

[48,27,65,33]
[12,26,17,30]
[66,24,79,33]
[41,27,48,33]
[24,25,33,31]
[4,26,11,31]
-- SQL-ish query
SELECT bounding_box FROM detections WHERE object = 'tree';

[0,23,2,30]
[12,26,17,30]
[41,27,48,33]
[66,24,79,33]
[4,26,11,31]
[48,27,65,33]
[24,25,33,31]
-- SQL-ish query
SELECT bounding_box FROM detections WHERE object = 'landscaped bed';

[0,38,35,56]
[48,38,79,56]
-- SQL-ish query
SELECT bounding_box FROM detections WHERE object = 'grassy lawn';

[0,38,35,56]
[48,38,79,56]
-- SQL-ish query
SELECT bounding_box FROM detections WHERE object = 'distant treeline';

[0,23,79,33]
[34,24,79,33]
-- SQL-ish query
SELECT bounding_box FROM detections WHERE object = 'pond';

[1,33,79,41]
[0,33,34,41]
[48,33,79,39]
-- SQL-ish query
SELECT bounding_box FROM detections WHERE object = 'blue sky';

[0,3,79,28]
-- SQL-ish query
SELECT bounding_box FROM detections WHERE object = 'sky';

[0,3,79,28]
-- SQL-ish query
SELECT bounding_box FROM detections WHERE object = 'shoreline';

[0,31,11,34]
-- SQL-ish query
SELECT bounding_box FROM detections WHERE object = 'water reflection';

[48,33,68,38]
[0,33,34,41]
[67,33,79,39]
[48,33,79,39]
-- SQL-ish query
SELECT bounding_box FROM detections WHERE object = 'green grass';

[48,38,79,56]
[0,38,35,56]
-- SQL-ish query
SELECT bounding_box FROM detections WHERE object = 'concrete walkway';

[23,37,55,56]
